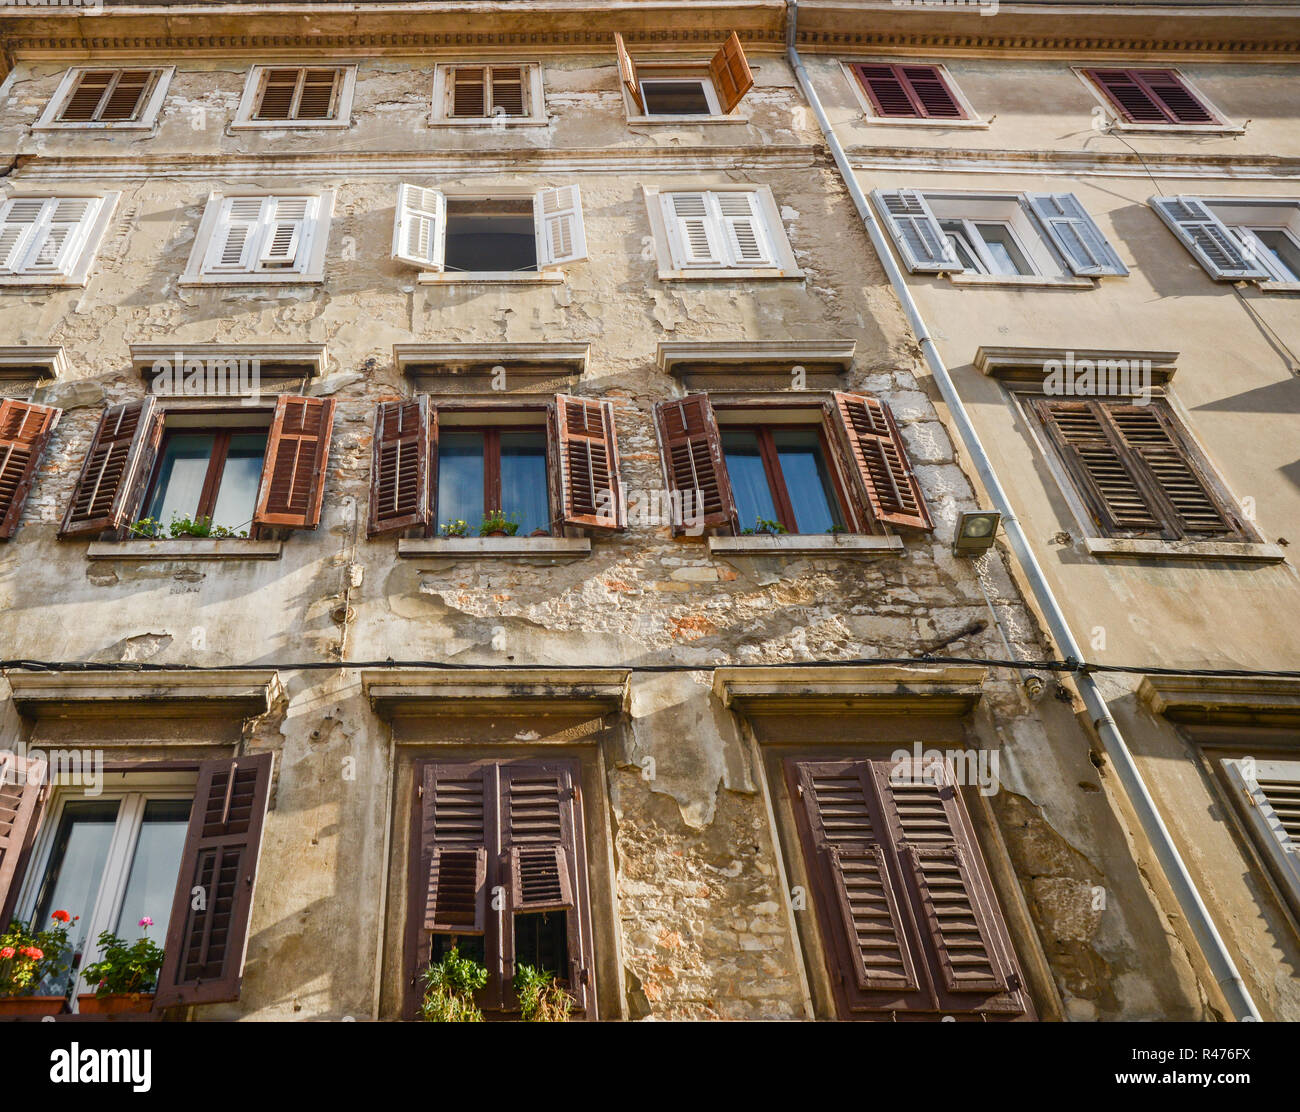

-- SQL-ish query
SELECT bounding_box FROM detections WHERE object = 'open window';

[391,185,587,278]
[615,31,753,119]
[234,65,356,127]
[36,67,173,130]
[0,398,62,539]
[0,193,121,286]
[367,394,623,538]
[653,392,932,537]
[58,395,335,540]
[1151,196,1300,287]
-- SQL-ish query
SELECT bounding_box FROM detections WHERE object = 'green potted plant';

[438,518,470,538]
[0,911,77,1016]
[478,510,519,538]
[740,516,788,537]
[513,963,574,1022]
[130,514,248,540]
[421,947,488,1022]
[78,918,165,1015]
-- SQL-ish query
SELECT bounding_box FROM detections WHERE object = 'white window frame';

[940,216,1039,278]
[12,771,197,1013]
[429,62,547,126]
[1205,198,1300,291]
[643,185,801,280]
[839,59,987,129]
[232,64,357,130]
[1071,66,1242,135]
[624,62,745,124]
[0,191,121,287]
[34,66,174,131]
[182,190,335,285]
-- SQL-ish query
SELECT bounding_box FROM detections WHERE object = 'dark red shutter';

[0,399,61,539]
[0,751,47,923]
[553,394,624,530]
[253,394,334,530]
[59,398,162,538]
[830,392,933,532]
[854,64,964,119]
[1087,68,1215,125]
[654,395,737,534]
[708,31,753,115]
[368,397,432,537]
[421,762,490,935]
[155,752,273,1008]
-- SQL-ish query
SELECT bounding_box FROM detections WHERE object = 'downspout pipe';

[784,0,1261,1023]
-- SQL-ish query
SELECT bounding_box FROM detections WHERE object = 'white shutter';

[23,197,101,275]
[1150,196,1269,280]
[1027,193,1128,277]
[203,196,267,273]
[1223,758,1300,905]
[0,197,50,273]
[713,191,772,267]
[535,185,587,267]
[663,192,722,268]
[870,188,961,273]
[259,196,313,269]
[392,184,445,269]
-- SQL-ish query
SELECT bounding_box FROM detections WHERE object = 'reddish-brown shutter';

[830,392,933,532]
[100,70,154,121]
[254,68,300,120]
[709,31,754,114]
[654,394,737,534]
[59,70,115,122]
[154,752,273,1008]
[854,64,964,119]
[421,763,490,935]
[368,397,432,537]
[552,394,624,530]
[614,32,643,113]
[59,397,162,538]
[0,399,61,539]
[295,68,341,120]
[0,750,47,923]
[254,394,334,530]
[1086,68,1215,125]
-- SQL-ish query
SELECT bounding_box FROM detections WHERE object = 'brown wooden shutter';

[0,750,47,923]
[654,394,737,534]
[59,397,162,538]
[830,392,933,532]
[295,68,340,120]
[552,394,624,530]
[58,70,114,122]
[614,33,643,113]
[254,394,334,530]
[421,763,490,935]
[368,397,432,537]
[854,64,963,119]
[709,31,753,114]
[1087,68,1214,125]
[254,68,300,120]
[489,66,526,116]
[0,399,61,539]
[872,759,1028,1017]
[99,70,154,121]
[451,66,487,117]
[154,752,273,1008]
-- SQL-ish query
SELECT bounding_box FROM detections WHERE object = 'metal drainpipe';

[784,0,1261,1022]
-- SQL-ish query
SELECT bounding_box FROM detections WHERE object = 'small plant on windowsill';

[826,524,847,535]
[438,519,471,538]
[78,918,165,1015]
[130,514,248,540]
[513,963,574,1022]
[0,911,77,1016]
[421,947,488,1022]
[478,509,520,538]
[740,517,788,537]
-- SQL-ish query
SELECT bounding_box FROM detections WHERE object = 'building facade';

[0,0,1294,1021]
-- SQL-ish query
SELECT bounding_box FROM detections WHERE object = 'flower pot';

[529,529,550,538]
[77,993,154,1015]
[486,530,508,538]
[0,995,65,1017]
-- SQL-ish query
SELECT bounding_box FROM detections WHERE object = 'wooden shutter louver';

[254,394,334,530]
[0,751,47,922]
[1027,193,1129,277]
[255,68,301,120]
[368,397,432,537]
[422,764,489,934]
[553,394,623,530]
[509,845,574,912]
[1150,196,1268,281]
[59,70,115,122]
[832,392,933,532]
[871,188,960,273]
[854,64,963,119]
[708,31,753,114]
[155,753,273,1008]
[535,186,587,267]
[0,399,61,539]
[295,69,340,120]
[654,394,737,534]
[1088,68,1215,125]
[490,66,526,116]
[614,32,643,113]
[60,397,161,538]
[100,70,154,121]
[451,67,487,117]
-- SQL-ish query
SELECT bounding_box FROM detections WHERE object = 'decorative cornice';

[974,345,1179,387]
[4,668,284,719]
[656,339,857,374]
[712,664,987,717]
[130,342,327,378]
[363,667,630,718]
[0,345,67,381]
[395,342,589,376]
[1138,674,1300,728]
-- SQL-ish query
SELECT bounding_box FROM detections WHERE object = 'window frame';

[923,192,1077,285]
[0,191,121,288]
[643,184,802,280]
[1199,198,1300,290]
[181,190,335,285]
[623,62,739,123]
[429,62,547,126]
[232,64,357,130]
[840,60,985,128]
[1074,66,1239,134]
[35,66,174,131]
[940,216,1039,278]
[433,421,555,538]
[140,422,271,537]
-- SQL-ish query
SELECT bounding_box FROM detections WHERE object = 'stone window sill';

[658,268,805,281]
[627,115,750,126]
[1083,537,1286,564]
[397,536,591,560]
[948,274,1094,289]
[417,271,565,285]
[709,534,904,557]
[86,539,283,561]
[1256,281,1300,294]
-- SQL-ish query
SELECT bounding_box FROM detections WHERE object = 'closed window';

[850,62,970,121]
[438,428,550,537]
[616,31,753,119]
[0,193,121,286]
[1151,196,1300,286]
[37,67,172,129]
[184,192,335,283]
[234,65,356,127]
[1082,68,1224,127]
[141,427,270,538]
[720,426,845,535]
[645,186,802,278]
[432,64,543,123]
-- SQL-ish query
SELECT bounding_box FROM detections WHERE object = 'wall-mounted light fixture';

[953,510,1001,556]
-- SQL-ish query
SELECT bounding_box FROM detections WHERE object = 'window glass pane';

[939,221,983,272]
[114,799,191,946]
[499,430,549,536]
[32,799,121,994]
[144,433,213,528]
[975,222,1033,276]
[437,431,485,531]
[721,429,779,532]
[773,429,842,535]
[514,911,569,983]
[210,432,267,534]
[641,80,712,115]
[444,198,537,272]
[1252,228,1300,281]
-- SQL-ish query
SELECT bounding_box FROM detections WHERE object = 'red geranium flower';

[51,909,71,923]
[0,947,14,959]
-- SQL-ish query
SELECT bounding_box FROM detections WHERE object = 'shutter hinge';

[796,783,803,798]
[1007,972,1022,992]
[417,784,424,799]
